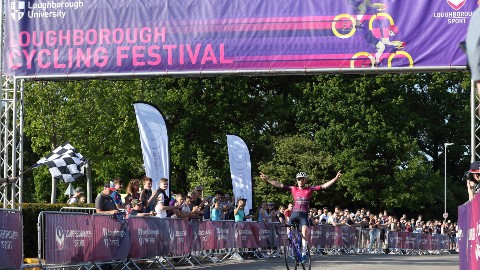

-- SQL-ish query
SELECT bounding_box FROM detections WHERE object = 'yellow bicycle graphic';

[350,47,414,68]
[331,4,391,39]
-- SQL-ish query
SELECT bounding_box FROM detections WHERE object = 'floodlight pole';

[444,142,454,218]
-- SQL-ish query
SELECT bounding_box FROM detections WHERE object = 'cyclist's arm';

[259,172,284,188]
[321,171,342,189]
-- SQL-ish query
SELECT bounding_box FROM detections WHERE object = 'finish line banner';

[4,0,477,78]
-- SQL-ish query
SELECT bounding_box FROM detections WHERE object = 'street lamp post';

[444,142,454,218]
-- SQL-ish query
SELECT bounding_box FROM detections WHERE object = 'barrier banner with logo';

[127,217,165,259]
[310,225,326,247]
[234,222,256,248]
[458,193,480,270]
[211,221,235,250]
[275,225,288,246]
[43,212,93,264]
[387,231,450,251]
[0,210,22,269]
[166,218,192,256]
[458,203,468,270]
[4,0,476,78]
[91,215,131,261]
[190,220,215,251]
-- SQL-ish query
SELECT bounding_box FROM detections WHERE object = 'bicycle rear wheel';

[283,238,299,270]
[300,244,311,270]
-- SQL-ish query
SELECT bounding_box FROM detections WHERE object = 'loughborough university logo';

[10,1,25,21]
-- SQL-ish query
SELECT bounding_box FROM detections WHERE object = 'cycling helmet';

[296,172,308,179]
[389,25,399,35]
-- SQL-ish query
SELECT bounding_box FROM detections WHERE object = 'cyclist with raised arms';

[260,170,342,262]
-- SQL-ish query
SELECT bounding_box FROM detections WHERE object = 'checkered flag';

[34,143,86,183]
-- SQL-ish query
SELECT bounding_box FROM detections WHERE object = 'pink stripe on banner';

[235,54,357,61]
[168,15,374,26]
[167,15,367,33]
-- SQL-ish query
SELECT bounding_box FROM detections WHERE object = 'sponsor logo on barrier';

[325,232,338,239]
[102,228,125,247]
[258,229,269,241]
[215,228,229,240]
[137,228,158,246]
[56,226,65,250]
[197,229,212,242]
[169,229,187,243]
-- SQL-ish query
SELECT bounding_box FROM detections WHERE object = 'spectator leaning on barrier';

[284,203,293,222]
[278,205,286,223]
[110,177,125,210]
[95,182,119,215]
[211,199,224,221]
[128,199,156,217]
[124,178,140,208]
[234,198,252,222]
[67,187,84,204]
[466,0,480,102]
[140,177,160,213]
[171,193,191,219]
[268,202,279,222]
[257,201,270,222]
[155,178,179,218]
[203,195,213,220]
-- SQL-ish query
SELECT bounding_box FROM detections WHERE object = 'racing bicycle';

[276,223,311,270]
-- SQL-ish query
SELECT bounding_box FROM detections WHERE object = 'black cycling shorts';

[288,211,309,227]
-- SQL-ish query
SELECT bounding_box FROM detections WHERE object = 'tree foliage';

[21,72,471,220]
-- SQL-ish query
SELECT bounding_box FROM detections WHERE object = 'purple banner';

[43,212,93,264]
[127,217,166,259]
[459,194,480,270]
[191,220,215,251]
[458,204,467,270]
[388,231,450,251]
[4,0,476,78]
[91,215,130,261]
[211,221,235,250]
[0,210,22,269]
[166,218,192,256]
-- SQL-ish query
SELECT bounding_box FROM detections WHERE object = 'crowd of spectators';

[88,176,459,253]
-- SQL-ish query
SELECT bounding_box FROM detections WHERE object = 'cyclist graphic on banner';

[347,0,386,29]
[363,24,405,67]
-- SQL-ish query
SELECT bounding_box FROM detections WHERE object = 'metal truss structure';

[0,76,24,210]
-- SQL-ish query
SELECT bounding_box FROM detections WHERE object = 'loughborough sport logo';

[447,0,466,10]
[55,226,65,250]
[10,1,26,21]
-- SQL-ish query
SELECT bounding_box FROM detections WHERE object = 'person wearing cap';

[128,199,156,217]
[467,161,480,200]
[466,0,480,102]
[67,187,84,204]
[260,170,342,263]
[95,182,119,215]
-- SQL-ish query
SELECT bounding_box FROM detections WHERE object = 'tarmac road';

[172,254,459,270]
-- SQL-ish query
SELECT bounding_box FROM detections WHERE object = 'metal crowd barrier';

[0,210,454,270]
[60,207,97,215]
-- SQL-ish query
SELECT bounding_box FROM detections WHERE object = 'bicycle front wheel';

[300,244,311,270]
[284,238,299,270]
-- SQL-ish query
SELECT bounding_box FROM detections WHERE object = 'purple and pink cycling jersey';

[283,185,323,213]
